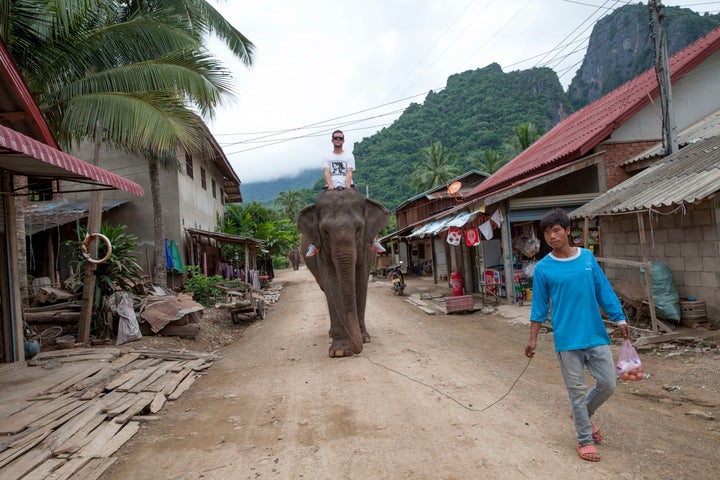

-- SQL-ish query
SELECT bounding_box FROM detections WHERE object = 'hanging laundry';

[479,221,494,240]
[447,227,463,245]
[491,209,504,228]
[465,227,480,246]
[164,238,174,270]
[169,240,185,273]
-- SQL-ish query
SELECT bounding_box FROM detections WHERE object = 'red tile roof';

[468,26,720,200]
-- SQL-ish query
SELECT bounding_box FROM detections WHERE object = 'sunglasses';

[332,136,344,140]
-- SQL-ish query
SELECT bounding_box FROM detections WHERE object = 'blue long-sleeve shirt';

[530,248,626,352]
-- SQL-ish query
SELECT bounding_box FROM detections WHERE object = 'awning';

[408,210,479,238]
[0,124,144,196]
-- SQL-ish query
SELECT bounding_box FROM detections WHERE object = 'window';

[220,188,225,205]
[28,178,55,201]
[200,167,206,190]
[185,154,193,179]
[211,179,216,198]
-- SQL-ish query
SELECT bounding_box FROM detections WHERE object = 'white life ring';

[81,233,112,264]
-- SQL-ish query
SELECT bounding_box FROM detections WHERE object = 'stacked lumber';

[0,347,218,480]
[24,286,81,326]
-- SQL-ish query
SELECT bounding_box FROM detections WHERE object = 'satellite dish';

[447,181,462,195]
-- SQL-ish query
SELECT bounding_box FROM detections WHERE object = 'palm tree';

[504,122,543,156]
[411,141,462,193]
[274,190,305,221]
[473,147,509,174]
[220,202,299,258]
[2,0,255,286]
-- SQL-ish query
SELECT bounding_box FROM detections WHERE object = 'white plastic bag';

[116,292,142,345]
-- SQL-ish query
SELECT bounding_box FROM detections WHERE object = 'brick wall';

[601,198,719,327]
[601,141,658,188]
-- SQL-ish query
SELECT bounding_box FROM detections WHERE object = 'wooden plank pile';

[0,347,217,480]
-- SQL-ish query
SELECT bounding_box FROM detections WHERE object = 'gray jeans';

[556,345,616,445]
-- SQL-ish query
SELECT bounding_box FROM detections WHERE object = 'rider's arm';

[324,167,333,189]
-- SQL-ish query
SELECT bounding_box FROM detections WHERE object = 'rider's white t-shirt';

[322,151,355,188]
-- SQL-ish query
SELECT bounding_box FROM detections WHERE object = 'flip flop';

[577,444,601,462]
[569,413,603,444]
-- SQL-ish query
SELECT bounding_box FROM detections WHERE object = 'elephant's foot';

[328,339,363,357]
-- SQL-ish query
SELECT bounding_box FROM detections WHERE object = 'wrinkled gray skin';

[287,247,301,271]
[297,189,389,357]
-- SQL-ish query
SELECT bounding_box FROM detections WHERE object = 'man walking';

[525,208,629,462]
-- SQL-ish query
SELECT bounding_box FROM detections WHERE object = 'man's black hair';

[539,207,571,232]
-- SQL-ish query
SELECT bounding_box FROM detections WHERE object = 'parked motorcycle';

[388,261,406,296]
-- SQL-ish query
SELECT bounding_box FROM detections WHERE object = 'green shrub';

[183,266,225,306]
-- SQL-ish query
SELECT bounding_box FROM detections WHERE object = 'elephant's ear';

[364,198,390,240]
[297,203,318,237]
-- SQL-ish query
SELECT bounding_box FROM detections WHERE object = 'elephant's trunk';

[333,244,364,354]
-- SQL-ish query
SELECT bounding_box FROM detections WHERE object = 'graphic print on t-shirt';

[331,161,347,176]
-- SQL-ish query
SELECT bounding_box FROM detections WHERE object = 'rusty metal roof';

[570,135,720,218]
[25,200,128,234]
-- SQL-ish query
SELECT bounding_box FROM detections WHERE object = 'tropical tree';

[411,141,462,193]
[274,190,305,222]
[220,202,299,259]
[473,147,509,174]
[2,0,255,286]
[504,122,543,156]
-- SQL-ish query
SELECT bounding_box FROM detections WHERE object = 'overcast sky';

[205,1,718,184]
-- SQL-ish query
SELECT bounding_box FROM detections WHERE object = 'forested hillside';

[352,64,567,209]
[241,4,720,212]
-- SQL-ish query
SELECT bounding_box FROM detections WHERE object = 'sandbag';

[640,261,681,322]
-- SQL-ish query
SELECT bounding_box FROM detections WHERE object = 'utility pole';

[649,0,678,155]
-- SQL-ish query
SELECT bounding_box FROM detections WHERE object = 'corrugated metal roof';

[25,200,127,234]
[622,109,720,164]
[570,135,720,218]
[465,26,720,200]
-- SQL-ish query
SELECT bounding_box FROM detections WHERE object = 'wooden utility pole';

[649,0,678,155]
[77,122,104,345]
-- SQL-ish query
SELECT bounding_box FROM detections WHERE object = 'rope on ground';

[365,354,533,412]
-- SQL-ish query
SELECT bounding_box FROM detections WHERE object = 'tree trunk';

[149,158,167,287]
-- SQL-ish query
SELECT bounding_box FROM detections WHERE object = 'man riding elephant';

[297,187,389,357]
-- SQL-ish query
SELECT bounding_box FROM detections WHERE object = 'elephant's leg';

[326,298,363,357]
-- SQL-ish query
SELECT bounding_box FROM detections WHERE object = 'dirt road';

[105,267,719,480]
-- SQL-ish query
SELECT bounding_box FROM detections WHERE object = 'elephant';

[297,188,389,358]
[287,246,301,271]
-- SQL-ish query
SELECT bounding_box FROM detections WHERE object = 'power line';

[218,1,720,157]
